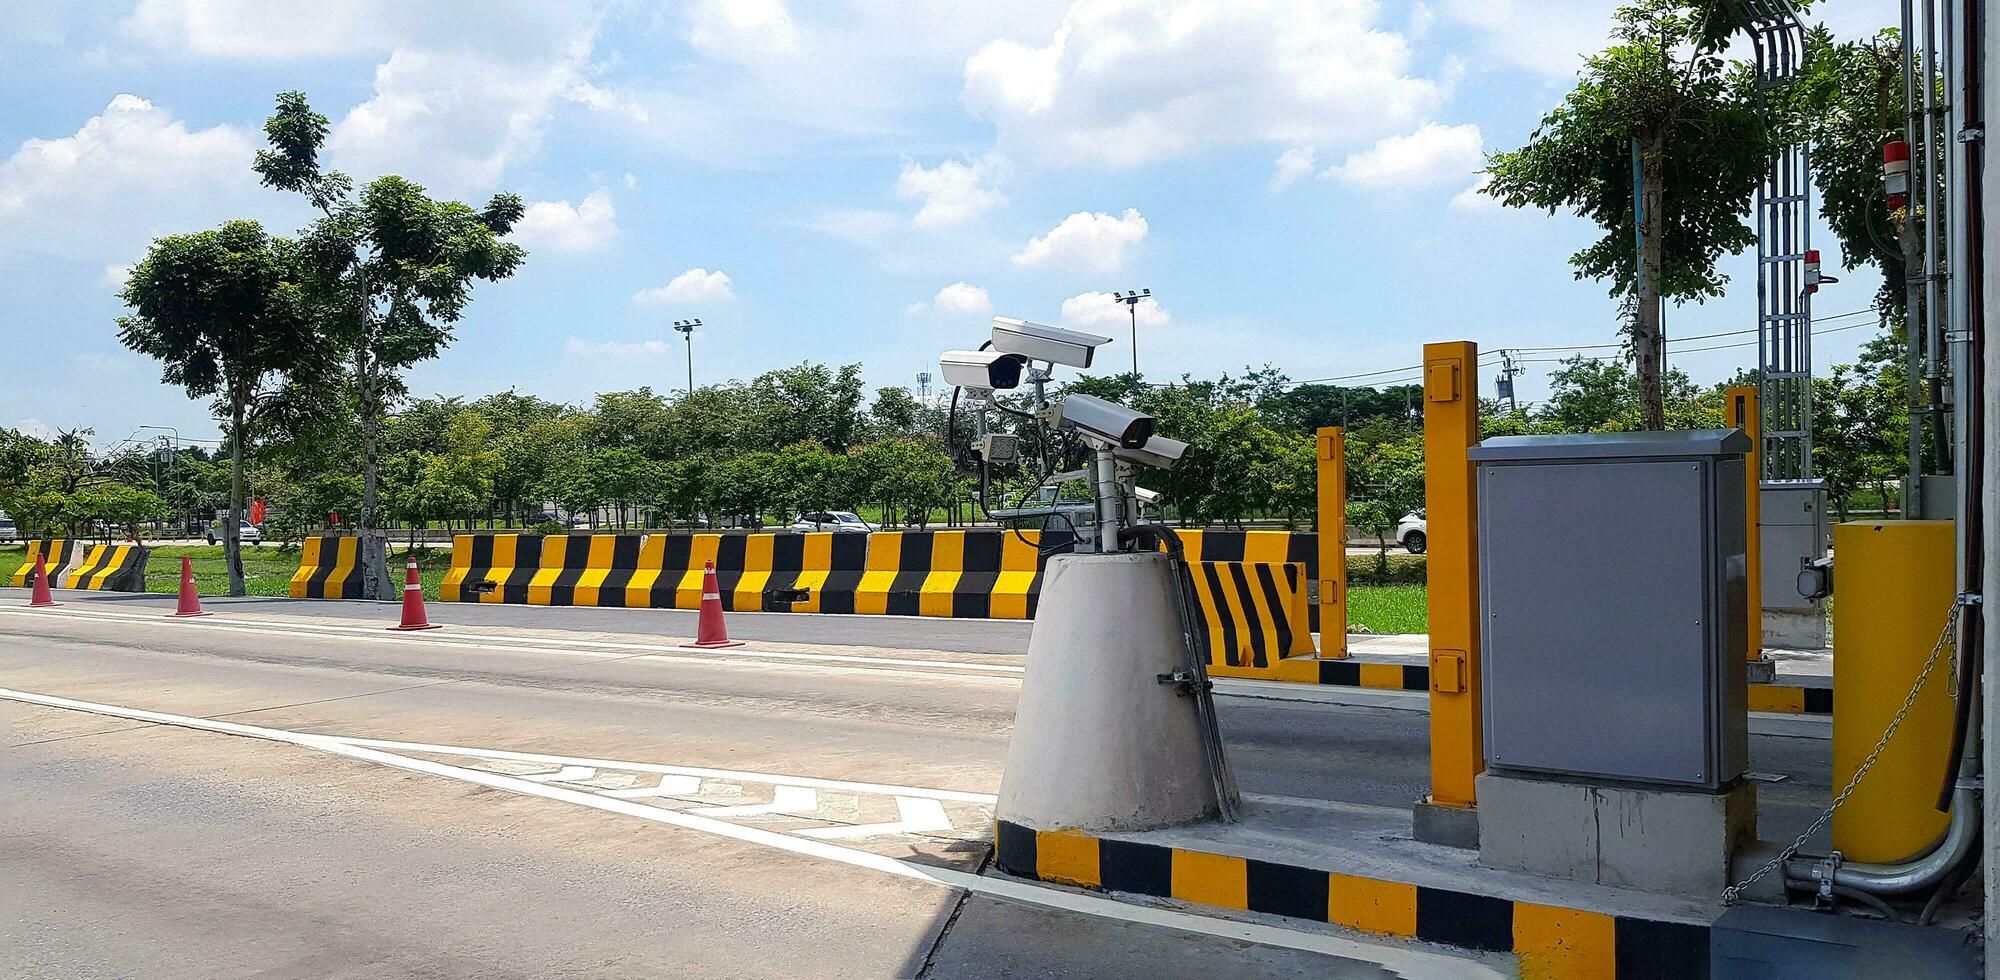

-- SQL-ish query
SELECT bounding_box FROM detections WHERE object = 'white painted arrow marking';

[689,785,816,817]
[600,775,704,799]
[800,797,950,839]
[519,765,597,783]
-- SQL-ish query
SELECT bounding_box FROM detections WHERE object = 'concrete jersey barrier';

[1186,560,1316,682]
[10,539,78,588]
[60,543,149,592]
[290,535,366,599]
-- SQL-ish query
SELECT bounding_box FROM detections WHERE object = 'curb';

[994,819,1712,979]
[1303,659,1833,716]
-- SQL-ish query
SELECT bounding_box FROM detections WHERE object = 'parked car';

[1397,511,1426,554]
[206,520,263,546]
[788,511,876,533]
[536,511,590,528]
[0,516,17,543]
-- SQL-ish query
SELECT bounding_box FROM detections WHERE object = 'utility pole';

[1496,350,1520,414]
[674,319,701,396]
[1114,289,1150,379]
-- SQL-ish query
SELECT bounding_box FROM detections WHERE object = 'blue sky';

[0,0,1899,450]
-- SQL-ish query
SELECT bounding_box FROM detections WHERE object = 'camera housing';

[939,349,1029,391]
[991,316,1113,369]
[1057,394,1156,449]
[1114,435,1188,471]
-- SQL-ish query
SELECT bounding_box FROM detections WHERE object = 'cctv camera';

[1057,394,1155,449]
[939,349,1029,391]
[1114,435,1188,471]
[991,316,1113,369]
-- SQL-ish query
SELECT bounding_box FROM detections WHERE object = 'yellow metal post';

[1423,342,1482,811]
[1831,520,1957,862]
[1726,386,1763,662]
[1316,426,1348,659]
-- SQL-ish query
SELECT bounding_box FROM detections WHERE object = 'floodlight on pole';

[674,318,702,395]
[1114,288,1150,378]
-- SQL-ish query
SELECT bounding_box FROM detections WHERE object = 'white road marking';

[800,796,950,839]
[518,765,598,783]
[599,775,704,799]
[690,785,817,817]
[0,684,1495,979]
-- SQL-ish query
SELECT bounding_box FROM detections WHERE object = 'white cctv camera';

[1057,394,1155,449]
[939,349,1029,391]
[1115,435,1188,471]
[990,316,1113,369]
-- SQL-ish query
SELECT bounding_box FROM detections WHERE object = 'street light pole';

[674,318,702,396]
[1114,288,1150,379]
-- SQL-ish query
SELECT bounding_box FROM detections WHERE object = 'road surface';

[0,592,1827,978]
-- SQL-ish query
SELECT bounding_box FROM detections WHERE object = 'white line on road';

[0,684,1495,979]
[800,797,951,839]
[689,785,818,817]
[518,765,598,783]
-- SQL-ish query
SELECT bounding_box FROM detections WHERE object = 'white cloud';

[511,189,618,251]
[1012,208,1149,273]
[1436,0,1612,78]
[14,418,57,441]
[961,1,1445,166]
[0,94,258,262]
[896,157,1007,229]
[622,172,640,190]
[119,0,410,58]
[685,0,802,62]
[1269,146,1317,193]
[633,268,736,307]
[1324,122,1484,190]
[565,337,671,359]
[929,282,993,315]
[1060,290,1169,331]
[1450,174,1498,211]
[100,263,133,291]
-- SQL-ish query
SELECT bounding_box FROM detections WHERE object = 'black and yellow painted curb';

[8,539,78,588]
[290,535,368,599]
[1309,658,1834,715]
[994,819,1709,978]
[59,543,148,591]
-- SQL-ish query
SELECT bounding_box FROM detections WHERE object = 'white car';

[1396,511,1426,554]
[206,520,263,546]
[788,511,876,533]
[0,516,16,543]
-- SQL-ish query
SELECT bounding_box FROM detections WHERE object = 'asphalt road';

[0,592,1829,978]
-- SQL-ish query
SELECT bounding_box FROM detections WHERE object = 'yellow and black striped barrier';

[1187,559,1316,682]
[9,539,79,588]
[994,819,1707,976]
[290,535,368,599]
[60,543,148,591]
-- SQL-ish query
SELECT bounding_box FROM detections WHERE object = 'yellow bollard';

[1422,342,1482,813]
[1726,386,1763,663]
[1317,426,1348,659]
[1830,520,1957,863]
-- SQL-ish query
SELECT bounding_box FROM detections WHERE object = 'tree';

[1484,0,1769,428]
[254,91,525,572]
[117,220,330,594]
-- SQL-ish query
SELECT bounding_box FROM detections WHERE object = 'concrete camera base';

[1477,771,1757,898]
[1412,798,1481,850]
[995,551,1229,833]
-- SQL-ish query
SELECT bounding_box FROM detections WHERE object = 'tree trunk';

[357,348,380,530]
[1634,132,1668,430]
[226,396,247,597]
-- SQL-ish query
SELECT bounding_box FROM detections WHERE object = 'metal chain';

[1722,602,1963,905]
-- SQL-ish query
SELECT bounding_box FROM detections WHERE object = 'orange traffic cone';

[170,556,210,617]
[27,553,59,607]
[390,556,440,631]
[682,559,744,649]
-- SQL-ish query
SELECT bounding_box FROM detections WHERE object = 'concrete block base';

[1762,607,1827,650]
[1411,798,1479,850]
[1478,772,1756,897]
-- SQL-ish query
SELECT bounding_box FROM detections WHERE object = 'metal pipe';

[1785,725,1980,895]
[1090,447,1123,553]
[1907,0,1931,511]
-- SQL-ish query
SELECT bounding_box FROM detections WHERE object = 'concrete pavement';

[0,592,1832,976]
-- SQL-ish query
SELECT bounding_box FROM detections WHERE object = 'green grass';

[1347,585,1427,635]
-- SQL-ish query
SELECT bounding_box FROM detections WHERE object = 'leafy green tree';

[253,90,525,552]
[1484,0,1769,428]
[117,220,330,594]
[1348,435,1426,572]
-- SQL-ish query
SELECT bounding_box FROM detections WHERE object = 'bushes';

[1348,552,1425,586]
